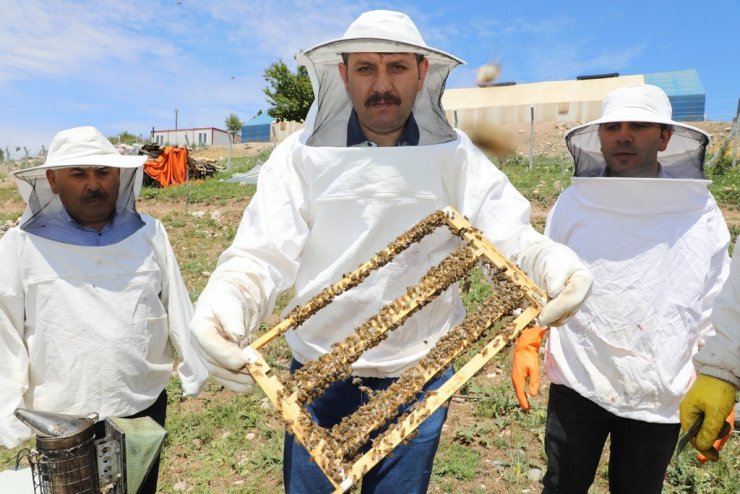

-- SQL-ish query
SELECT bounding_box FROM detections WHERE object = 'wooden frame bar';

[242,206,547,492]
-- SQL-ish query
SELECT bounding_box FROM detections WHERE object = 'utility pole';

[227,131,234,170]
[733,98,739,168]
[175,109,179,147]
[528,106,535,171]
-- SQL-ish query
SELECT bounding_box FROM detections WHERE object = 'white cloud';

[0,0,379,153]
[2,1,732,152]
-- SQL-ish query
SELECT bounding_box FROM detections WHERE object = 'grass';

[137,151,266,205]
[0,148,738,493]
[432,442,481,481]
[138,177,256,206]
[499,154,573,208]
[706,164,740,211]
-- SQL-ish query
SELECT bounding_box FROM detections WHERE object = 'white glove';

[208,356,256,394]
[194,324,256,393]
[190,281,261,392]
[514,239,593,327]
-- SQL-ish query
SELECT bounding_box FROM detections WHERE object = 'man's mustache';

[365,92,401,107]
[82,189,107,201]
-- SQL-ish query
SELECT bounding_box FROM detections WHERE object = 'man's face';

[46,166,121,231]
[339,52,429,146]
[598,122,672,177]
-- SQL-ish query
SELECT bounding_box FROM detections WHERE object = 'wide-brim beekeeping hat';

[565,84,710,178]
[296,10,465,147]
[13,126,146,224]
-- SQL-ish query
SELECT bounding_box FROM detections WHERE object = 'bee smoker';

[14,408,100,494]
[14,408,166,494]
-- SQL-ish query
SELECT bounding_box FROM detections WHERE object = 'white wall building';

[150,127,239,147]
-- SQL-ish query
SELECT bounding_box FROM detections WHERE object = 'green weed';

[453,422,495,448]
[432,441,480,481]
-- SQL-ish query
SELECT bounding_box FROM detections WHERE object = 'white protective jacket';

[208,130,549,377]
[545,177,730,423]
[0,216,208,448]
[197,10,588,379]
[693,238,740,387]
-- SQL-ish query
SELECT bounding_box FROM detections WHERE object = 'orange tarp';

[144,146,188,187]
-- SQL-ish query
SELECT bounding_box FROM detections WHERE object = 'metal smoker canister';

[15,408,100,494]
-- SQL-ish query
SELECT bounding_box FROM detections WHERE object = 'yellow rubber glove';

[679,374,737,461]
[511,326,547,411]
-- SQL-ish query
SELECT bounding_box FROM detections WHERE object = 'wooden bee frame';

[242,206,547,493]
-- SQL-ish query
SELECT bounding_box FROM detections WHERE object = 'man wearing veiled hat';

[0,126,209,494]
[511,84,731,493]
[190,10,593,493]
[680,235,739,464]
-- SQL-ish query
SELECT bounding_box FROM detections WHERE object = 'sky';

[2,0,739,156]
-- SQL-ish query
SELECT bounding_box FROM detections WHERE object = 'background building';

[150,127,238,147]
[241,113,275,143]
[442,69,706,131]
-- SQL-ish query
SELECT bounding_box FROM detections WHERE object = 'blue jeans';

[283,359,452,494]
[542,383,680,494]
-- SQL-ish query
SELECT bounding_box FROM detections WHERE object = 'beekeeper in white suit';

[190,10,592,493]
[680,237,739,461]
[0,126,208,494]
[512,85,730,494]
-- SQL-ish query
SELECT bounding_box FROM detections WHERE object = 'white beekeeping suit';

[191,9,591,383]
[694,238,740,385]
[0,126,208,448]
[544,86,730,423]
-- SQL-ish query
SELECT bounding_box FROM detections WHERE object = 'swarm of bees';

[275,210,449,338]
[292,244,479,405]
[242,207,546,492]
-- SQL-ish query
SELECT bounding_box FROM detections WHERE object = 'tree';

[225,113,243,134]
[107,131,139,145]
[262,60,314,122]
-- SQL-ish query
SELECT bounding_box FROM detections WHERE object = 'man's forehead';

[57,166,115,171]
[346,52,419,62]
[600,121,662,127]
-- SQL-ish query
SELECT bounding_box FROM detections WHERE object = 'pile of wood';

[187,155,224,179]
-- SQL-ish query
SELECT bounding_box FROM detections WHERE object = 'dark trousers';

[542,384,679,494]
[94,390,167,494]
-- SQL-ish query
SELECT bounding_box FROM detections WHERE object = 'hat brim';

[298,38,464,66]
[566,108,710,141]
[12,154,147,180]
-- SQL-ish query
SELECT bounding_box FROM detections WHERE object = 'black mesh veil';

[567,124,709,178]
[564,85,711,178]
[295,11,464,147]
[15,165,144,227]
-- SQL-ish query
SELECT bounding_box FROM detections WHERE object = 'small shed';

[242,113,275,143]
[644,69,705,121]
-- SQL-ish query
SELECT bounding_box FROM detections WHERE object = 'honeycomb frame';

[241,206,547,493]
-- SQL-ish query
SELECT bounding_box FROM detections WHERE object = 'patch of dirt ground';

[189,141,274,161]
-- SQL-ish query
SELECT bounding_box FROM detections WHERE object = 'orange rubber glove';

[511,326,547,411]
[697,406,734,463]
